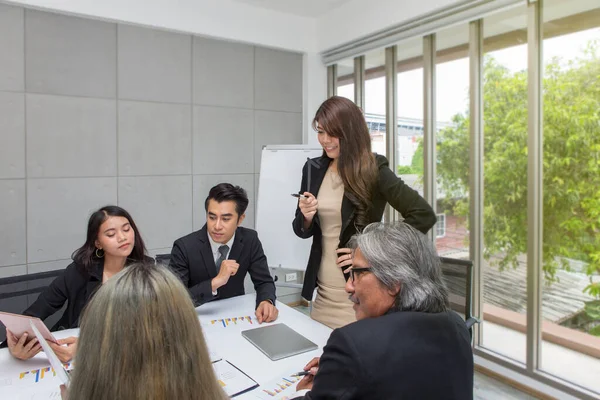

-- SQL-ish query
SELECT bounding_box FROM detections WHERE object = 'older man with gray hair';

[291,222,474,400]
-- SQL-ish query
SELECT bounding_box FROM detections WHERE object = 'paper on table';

[212,359,258,397]
[0,377,62,400]
[17,387,61,400]
[29,321,70,387]
[209,348,222,363]
[252,370,304,400]
[202,315,258,329]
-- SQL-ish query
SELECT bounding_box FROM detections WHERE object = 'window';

[327,1,600,396]
[395,37,424,195]
[540,0,600,392]
[435,23,470,257]
[435,213,446,239]
[480,4,529,364]
[336,58,354,102]
[364,48,386,155]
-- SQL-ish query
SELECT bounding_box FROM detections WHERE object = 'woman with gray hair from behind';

[290,222,474,400]
[61,262,227,400]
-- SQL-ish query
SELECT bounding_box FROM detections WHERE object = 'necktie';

[216,245,229,272]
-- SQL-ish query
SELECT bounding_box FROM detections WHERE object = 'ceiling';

[230,0,352,18]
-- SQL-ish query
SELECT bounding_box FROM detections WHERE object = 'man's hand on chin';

[255,300,279,323]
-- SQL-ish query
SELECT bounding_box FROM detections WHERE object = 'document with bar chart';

[205,315,258,329]
[253,372,303,400]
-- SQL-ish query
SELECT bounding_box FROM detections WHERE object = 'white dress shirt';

[208,234,235,296]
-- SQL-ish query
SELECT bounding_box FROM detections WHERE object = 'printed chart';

[253,373,302,400]
[18,362,72,384]
[208,315,257,328]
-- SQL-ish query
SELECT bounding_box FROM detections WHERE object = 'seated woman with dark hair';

[62,263,227,400]
[4,205,149,362]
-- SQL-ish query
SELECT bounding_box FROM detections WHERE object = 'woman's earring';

[95,248,104,258]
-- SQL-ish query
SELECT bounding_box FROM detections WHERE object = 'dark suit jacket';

[292,153,437,299]
[1,257,148,348]
[293,310,474,400]
[169,225,276,308]
[23,261,102,331]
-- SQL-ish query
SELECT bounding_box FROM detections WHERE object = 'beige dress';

[310,168,357,329]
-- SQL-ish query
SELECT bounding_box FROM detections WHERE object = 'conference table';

[0,294,333,399]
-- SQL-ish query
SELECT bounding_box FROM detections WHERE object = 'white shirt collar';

[208,232,235,260]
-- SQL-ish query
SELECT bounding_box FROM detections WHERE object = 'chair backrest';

[155,254,171,266]
[439,256,478,336]
[0,270,64,343]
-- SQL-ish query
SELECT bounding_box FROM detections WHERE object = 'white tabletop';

[0,294,332,399]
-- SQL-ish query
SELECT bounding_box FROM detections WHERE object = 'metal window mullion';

[353,56,365,109]
[384,45,398,223]
[327,64,338,98]
[469,19,484,347]
[423,34,437,242]
[526,0,543,373]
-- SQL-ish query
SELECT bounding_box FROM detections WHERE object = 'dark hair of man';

[204,183,249,220]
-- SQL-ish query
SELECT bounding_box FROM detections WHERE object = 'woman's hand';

[48,336,78,363]
[336,248,353,269]
[6,329,41,360]
[60,384,69,400]
[298,192,318,228]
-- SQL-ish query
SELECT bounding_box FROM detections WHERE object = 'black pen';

[291,193,308,199]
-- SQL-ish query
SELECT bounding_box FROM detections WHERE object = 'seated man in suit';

[291,222,474,400]
[169,183,278,323]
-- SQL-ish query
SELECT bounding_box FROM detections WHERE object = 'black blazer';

[0,261,98,349]
[22,261,103,331]
[293,311,474,400]
[0,257,151,348]
[169,225,276,308]
[292,154,437,299]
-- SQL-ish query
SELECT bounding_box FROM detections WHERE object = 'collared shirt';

[208,233,235,263]
[207,234,235,297]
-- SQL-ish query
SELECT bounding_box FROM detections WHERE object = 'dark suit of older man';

[293,310,472,399]
[291,222,474,400]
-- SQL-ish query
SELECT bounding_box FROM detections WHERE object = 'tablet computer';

[30,321,70,387]
[241,323,318,361]
[0,311,57,343]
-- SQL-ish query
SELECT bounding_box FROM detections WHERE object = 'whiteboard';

[256,145,322,270]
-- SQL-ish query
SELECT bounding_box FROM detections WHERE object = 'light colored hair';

[352,222,449,313]
[68,263,227,400]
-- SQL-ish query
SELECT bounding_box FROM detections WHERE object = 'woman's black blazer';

[292,153,437,300]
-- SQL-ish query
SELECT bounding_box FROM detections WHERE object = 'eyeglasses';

[348,267,371,282]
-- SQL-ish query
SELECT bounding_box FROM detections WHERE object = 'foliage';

[397,165,415,174]
[411,139,424,176]
[436,41,600,299]
[397,140,424,176]
[584,301,600,336]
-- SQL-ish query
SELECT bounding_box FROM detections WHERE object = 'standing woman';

[292,96,436,329]
[4,205,149,362]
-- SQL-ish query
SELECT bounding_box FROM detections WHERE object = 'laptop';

[241,323,318,361]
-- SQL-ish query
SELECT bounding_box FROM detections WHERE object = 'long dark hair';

[72,206,147,272]
[313,96,378,228]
